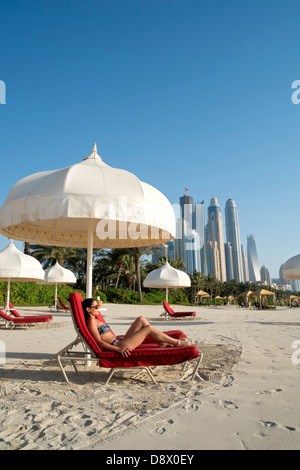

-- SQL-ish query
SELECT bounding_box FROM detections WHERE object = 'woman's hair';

[82,298,95,323]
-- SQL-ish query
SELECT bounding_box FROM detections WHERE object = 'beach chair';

[58,297,70,311]
[0,308,51,329]
[50,293,202,385]
[8,301,53,321]
[161,301,196,319]
[49,296,65,311]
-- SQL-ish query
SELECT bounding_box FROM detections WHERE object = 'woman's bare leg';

[122,316,150,339]
[119,324,185,351]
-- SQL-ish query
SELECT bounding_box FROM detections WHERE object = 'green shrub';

[0,282,85,306]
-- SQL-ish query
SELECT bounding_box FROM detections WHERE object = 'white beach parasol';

[0,143,175,297]
[42,261,76,311]
[143,260,191,301]
[0,240,45,310]
[282,254,300,280]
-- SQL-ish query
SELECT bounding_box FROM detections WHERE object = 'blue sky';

[0,0,299,278]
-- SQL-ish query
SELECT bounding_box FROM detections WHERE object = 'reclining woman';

[82,298,191,358]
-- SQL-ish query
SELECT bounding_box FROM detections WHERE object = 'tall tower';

[206,197,227,282]
[247,234,260,282]
[260,265,271,285]
[193,201,208,275]
[179,187,193,231]
[225,198,244,282]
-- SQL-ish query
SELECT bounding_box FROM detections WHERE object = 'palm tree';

[30,244,79,268]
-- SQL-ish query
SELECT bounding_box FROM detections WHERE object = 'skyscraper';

[206,197,227,282]
[185,230,201,275]
[247,234,260,282]
[225,198,244,282]
[260,265,271,285]
[193,201,208,275]
[179,187,193,231]
[225,242,234,281]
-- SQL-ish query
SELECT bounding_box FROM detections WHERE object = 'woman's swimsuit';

[97,323,122,345]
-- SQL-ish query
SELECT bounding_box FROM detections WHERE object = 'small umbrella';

[0,240,44,310]
[42,261,76,311]
[143,260,191,302]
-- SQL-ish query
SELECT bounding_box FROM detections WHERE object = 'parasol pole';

[166,287,169,302]
[5,278,11,312]
[86,219,93,298]
[54,283,58,312]
[86,219,94,365]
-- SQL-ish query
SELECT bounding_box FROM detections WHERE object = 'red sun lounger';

[0,309,51,329]
[8,301,53,321]
[50,293,202,385]
[162,301,196,318]
[58,297,70,311]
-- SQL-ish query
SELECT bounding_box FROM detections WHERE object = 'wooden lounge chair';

[0,309,51,329]
[8,301,53,321]
[50,293,202,385]
[58,297,70,311]
[162,301,196,319]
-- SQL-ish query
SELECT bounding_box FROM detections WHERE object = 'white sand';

[0,303,299,450]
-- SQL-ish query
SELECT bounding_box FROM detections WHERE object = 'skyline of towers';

[168,190,265,284]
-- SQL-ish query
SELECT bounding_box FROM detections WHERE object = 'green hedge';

[0,282,191,306]
[0,282,85,306]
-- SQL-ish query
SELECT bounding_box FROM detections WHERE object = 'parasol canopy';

[42,261,76,311]
[0,144,176,297]
[282,254,300,280]
[143,260,191,301]
[0,240,45,309]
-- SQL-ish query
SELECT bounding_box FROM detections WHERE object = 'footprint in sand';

[259,420,296,432]
[217,400,238,409]
[151,419,174,436]
[255,388,283,395]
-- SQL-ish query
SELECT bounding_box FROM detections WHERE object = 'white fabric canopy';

[43,261,76,285]
[0,241,44,308]
[282,254,300,280]
[143,261,191,301]
[42,260,76,311]
[0,144,175,297]
[0,144,175,249]
[0,241,44,282]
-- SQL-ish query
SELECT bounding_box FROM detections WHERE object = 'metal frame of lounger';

[50,333,203,385]
[50,333,161,385]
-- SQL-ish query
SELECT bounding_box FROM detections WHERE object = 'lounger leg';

[145,367,157,384]
[57,355,70,383]
[104,366,157,385]
[104,368,115,385]
[191,353,204,381]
